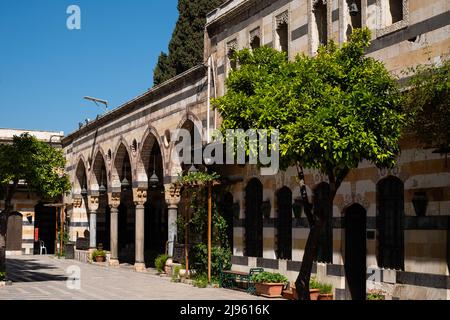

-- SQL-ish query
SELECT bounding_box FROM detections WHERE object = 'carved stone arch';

[74,155,89,196]
[138,125,166,184]
[111,137,136,190]
[168,113,204,179]
[90,146,110,192]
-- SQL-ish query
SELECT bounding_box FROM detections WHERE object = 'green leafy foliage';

[153,0,225,85]
[319,283,333,294]
[191,244,231,277]
[213,28,405,183]
[172,265,182,282]
[0,271,6,281]
[404,55,450,148]
[92,250,106,260]
[0,133,71,201]
[367,289,386,300]
[309,277,321,290]
[251,272,288,284]
[155,254,169,273]
[177,171,220,187]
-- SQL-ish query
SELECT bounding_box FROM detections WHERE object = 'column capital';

[133,188,148,206]
[73,197,83,209]
[108,192,121,209]
[164,183,181,207]
[88,195,100,212]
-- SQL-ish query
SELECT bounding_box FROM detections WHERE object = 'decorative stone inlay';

[341,192,370,210]
[133,188,147,206]
[275,11,289,28]
[73,197,83,209]
[88,195,100,211]
[164,184,181,207]
[108,193,121,209]
[226,39,238,55]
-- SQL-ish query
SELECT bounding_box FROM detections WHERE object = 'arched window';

[314,182,333,263]
[276,187,292,260]
[377,176,404,270]
[245,178,263,257]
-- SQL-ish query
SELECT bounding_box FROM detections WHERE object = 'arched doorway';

[314,182,333,263]
[344,203,367,300]
[114,143,135,263]
[6,212,23,252]
[377,176,404,270]
[142,135,166,264]
[245,178,263,258]
[91,152,110,250]
[34,203,57,254]
[276,187,292,260]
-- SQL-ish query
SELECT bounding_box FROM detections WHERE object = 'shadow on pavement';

[6,257,68,283]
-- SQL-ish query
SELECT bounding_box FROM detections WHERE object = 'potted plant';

[318,283,334,300]
[92,250,106,263]
[261,201,271,219]
[367,289,386,300]
[155,254,169,274]
[252,272,288,298]
[309,277,321,300]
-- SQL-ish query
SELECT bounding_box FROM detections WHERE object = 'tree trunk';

[1,182,18,274]
[295,219,325,300]
[294,166,342,300]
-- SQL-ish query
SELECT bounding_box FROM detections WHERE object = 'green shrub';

[319,283,333,294]
[251,272,288,284]
[193,273,209,288]
[367,290,385,300]
[172,266,181,282]
[0,272,6,281]
[155,254,169,273]
[310,277,320,289]
[92,250,106,260]
[190,244,231,277]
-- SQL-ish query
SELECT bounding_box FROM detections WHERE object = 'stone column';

[133,188,147,272]
[88,196,100,250]
[164,184,181,258]
[108,194,120,267]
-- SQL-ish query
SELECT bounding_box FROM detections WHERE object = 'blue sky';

[0,0,178,134]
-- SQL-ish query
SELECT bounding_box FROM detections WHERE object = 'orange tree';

[213,28,405,299]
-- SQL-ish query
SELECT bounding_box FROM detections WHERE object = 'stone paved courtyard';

[0,256,266,300]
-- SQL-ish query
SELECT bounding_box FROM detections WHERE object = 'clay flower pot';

[255,283,284,297]
[318,294,334,300]
[95,256,106,263]
[310,289,320,300]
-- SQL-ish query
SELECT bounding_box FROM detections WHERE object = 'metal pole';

[185,195,189,277]
[208,183,212,283]
[59,207,63,256]
[55,210,58,256]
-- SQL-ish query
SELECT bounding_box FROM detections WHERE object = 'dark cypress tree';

[153,0,224,86]
[153,52,176,86]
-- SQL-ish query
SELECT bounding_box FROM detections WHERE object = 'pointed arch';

[111,139,134,190]
[138,126,165,184]
[74,157,88,195]
[90,147,109,192]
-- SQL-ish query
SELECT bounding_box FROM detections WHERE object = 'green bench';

[219,267,264,295]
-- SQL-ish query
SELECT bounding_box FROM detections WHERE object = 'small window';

[276,22,289,54]
[387,0,403,25]
[346,0,362,39]
[313,0,328,45]
[250,36,261,50]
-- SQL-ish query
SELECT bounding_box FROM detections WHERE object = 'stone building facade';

[0,128,64,256]
[62,0,450,299]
